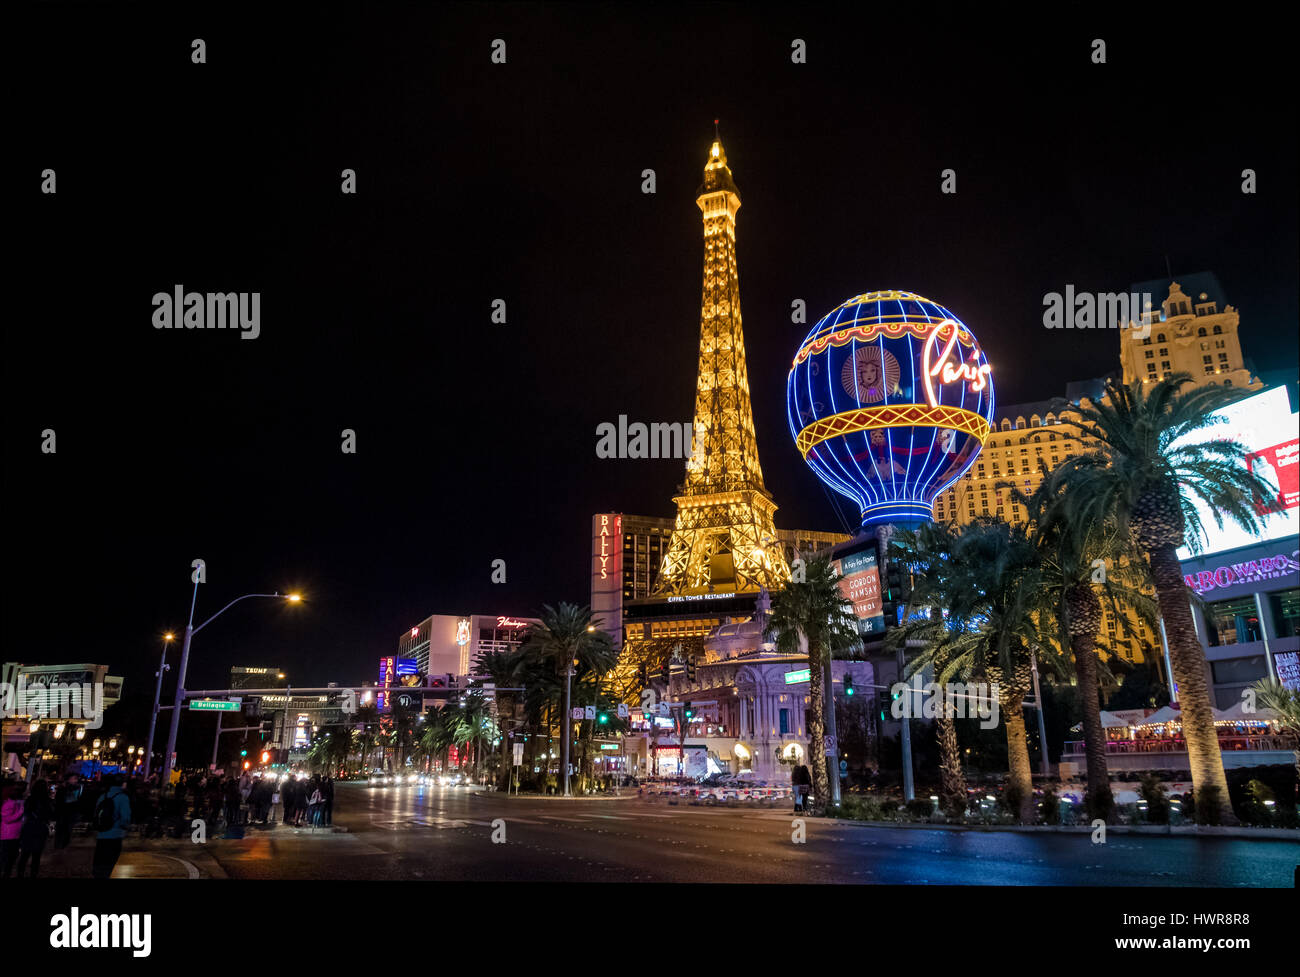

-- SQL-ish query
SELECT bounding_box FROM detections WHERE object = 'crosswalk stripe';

[539,815,587,822]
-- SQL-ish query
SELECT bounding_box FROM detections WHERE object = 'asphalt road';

[193,782,1299,885]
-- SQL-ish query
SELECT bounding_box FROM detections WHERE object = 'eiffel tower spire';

[654,129,790,597]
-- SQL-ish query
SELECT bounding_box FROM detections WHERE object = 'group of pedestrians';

[279,774,333,827]
[2,779,54,877]
[2,772,128,879]
[1,767,336,880]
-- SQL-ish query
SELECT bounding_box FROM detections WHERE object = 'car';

[369,772,388,787]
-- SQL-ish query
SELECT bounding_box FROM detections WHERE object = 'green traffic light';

[598,714,608,724]
[240,750,247,756]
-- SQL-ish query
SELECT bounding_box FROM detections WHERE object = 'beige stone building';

[930,276,1264,666]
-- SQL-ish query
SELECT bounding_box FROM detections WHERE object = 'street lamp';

[160,587,303,785]
[75,727,86,741]
[143,631,175,779]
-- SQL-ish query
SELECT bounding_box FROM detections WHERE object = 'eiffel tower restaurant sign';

[788,291,996,528]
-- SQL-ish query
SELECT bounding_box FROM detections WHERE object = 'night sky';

[12,6,1296,751]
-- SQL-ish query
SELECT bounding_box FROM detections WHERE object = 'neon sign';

[597,513,621,580]
[921,319,992,407]
[1183,549,1299,595]
[455,620,471,646]
[787,290,995,528]
[496,616,529,629]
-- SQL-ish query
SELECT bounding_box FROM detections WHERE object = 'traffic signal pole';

[822,650,841,808]
[877,523,915,802]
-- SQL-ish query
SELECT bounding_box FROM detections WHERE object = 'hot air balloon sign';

[787,290,995,528]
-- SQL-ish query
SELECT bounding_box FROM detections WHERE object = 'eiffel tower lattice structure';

[654,129,790,597]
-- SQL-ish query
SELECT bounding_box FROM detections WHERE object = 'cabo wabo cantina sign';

[1184,548,1299,595]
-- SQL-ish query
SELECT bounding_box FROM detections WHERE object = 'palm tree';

[1055,374,1278,824]
[354,704,380,774]
[475,648,522,788]
[518,603,616,795]
[888,518,1060,823]
[888,521,970,816]
[1014,468,1159,822]
[419,706,455,774]
[450,691,495,784]
[766,555,862,812]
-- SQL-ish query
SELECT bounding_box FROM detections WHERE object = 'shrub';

[1040,786,1060,825]
[1138,774,1170,825]
[1236,779,1275,826]
[905,798,934,819]
[999,782,1026,820]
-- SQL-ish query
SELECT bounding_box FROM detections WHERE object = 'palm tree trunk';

[1071,629,1113,821]
[935,715,967,816]
[1003,694,1035,823]
[806,638,830,810]
[1148,542,1237,824]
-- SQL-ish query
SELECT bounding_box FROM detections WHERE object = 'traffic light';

[659,661,670,684]
[686,658,696,682]
[843,673,855,696]
[683,700,693,719]
[240,749,248,757]
[879,689,898,722]
[598,712,608,725]
[882,565,903,625]
[637,663,648,687]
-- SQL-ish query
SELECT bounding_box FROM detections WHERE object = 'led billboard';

[1174,385,1299,559]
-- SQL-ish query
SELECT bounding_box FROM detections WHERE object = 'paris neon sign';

[922,319,992,408]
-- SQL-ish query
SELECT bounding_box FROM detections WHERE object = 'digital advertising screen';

[833,543,885,636]
[1174,385,1299,559]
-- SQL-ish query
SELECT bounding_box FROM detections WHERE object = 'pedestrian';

[322,776,334,826]
[53,772,83,850]
[791,761,812,813]
[91,774,132,879]
[224,778,241,827]
[17,779,54,877]
[2,783,27,878]
[281,778,297,827]
[307,781,325,827]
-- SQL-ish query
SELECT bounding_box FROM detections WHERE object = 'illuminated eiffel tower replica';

[654,129,791,597]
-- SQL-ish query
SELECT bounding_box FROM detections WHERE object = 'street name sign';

[190,699,240,712]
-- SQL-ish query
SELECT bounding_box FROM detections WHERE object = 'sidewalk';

[17,838,228,879]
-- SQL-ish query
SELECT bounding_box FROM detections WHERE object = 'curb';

[818,817,1300,841]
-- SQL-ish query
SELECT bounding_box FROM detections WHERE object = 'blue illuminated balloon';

[787,290,995,528]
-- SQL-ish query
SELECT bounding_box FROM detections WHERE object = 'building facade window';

[1204,597,1264,647]
[1269,588,1300,638]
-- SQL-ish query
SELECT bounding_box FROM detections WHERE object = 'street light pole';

[562,659,574,797]
[161,587,301,785]
[1030,649,1051,777]
[144,633,174,780]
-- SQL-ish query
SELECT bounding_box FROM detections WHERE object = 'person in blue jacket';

[91,774,132,879]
